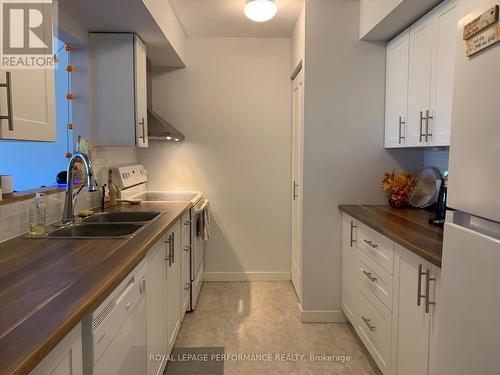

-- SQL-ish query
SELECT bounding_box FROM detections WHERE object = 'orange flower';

[381,170,418,196]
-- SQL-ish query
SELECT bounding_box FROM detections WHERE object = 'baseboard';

[204,272,291,282]
[299,304,347,323]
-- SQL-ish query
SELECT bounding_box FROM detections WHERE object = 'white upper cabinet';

[0,68,56,141]
[385,30,409,148]
[430,0,458,147]
[385,0,458,148]
[89,33,148,147]
[407,13,434,147]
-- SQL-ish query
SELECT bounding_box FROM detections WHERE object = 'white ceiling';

[169,0,304,38]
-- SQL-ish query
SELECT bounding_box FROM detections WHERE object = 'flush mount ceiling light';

[244,0,277,23]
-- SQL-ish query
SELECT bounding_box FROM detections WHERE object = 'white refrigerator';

[431,1,500,374]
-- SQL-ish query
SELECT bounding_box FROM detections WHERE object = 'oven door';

[191,200,207,281]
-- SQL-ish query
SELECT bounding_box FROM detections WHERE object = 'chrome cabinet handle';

[165,235,172,266]
[425,268,436,313]
[184,245,191,253]
[417,264,425,307]
[139,278,146,294]
[0,72,13,131]
[419,111,425,142]
[171,232,175,264]
[138,117,145,140]
[362,316,376,331]
[293,181,299,200]
[350,221,357,247]
[398,116,406,144]
[184,282,190,291]
[184,220,191,226]
[425,110,433,142]
[363,270,377,283]
[362,239,378,249]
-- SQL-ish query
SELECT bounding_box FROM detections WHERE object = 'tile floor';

[173,282,381,375]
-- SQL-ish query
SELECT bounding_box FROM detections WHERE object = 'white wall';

[139,37,292,280]
[290,3,305,75]
[301,0,423,316]
[360,0,403,37]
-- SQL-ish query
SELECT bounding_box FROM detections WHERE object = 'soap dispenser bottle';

[29,193,47,236]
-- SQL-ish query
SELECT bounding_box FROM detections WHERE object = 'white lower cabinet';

[341,217,440,375]
[181,211,191,321]
[146,237,168,375]
[392,246,440,375]
[30,324,83,375]
[166,221,181,354]
[145,218,185,375]
[357,283,392,374]
[341,213,359,324]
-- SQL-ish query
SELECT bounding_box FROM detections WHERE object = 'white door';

[0,68,56,141]
[431,217,500,375]
[341,214,358,324]
[394,247,438,375]
[166,222,181,353]
[385,29,409,148]
[134,35,148,148]
[146,241,167,375]
[407,13,434,146]
[429,0,458,147]
[291,67,304,302]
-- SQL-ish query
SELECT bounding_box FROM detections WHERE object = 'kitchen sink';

[82,211,162,223]
[48,223,146,239]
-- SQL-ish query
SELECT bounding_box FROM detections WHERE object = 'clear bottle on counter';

[29,193,47,236]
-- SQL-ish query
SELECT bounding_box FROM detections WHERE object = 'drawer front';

[357,283,392,375]
[357,223,394,274]
[358,249,394,311]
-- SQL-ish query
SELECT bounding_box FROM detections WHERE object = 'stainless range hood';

[146,59,185,142]
[147,109,185,142]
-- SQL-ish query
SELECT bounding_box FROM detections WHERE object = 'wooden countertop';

[339,205,443,268]
[0,201,192,375]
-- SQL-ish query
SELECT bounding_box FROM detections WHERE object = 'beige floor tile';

[175,281,381,375]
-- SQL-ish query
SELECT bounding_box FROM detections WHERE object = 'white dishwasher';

[83,259,147,375]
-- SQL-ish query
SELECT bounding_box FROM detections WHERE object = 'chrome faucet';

[61,153,99,224]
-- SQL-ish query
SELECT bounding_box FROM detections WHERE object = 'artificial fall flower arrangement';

[381,170,418,208]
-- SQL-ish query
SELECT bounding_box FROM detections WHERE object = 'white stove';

[110,164,207,311]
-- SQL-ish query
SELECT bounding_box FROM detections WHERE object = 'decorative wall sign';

[463,5,499,40]
[466,24,500,56]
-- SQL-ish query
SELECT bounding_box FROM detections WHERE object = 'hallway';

[167,282,380,375]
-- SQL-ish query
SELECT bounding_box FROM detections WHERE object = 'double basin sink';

[48,211,162,239]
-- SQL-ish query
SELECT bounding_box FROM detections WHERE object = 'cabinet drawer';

[357,223,394,274]
[358,249,393,311]
[357,282,392,375]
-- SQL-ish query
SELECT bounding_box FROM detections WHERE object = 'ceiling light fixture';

[244,0,277,23]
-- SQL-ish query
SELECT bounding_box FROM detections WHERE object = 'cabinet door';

[341,213,358,324]
[30,324,82,375]
[146,240,168,375]
[407,14,434,147]
[134,36,148,148]
[429,0,458,147]
[0,68,56,141]
[394,247,437,375]
[180,211,191,320]
[166,221,181,353]
[385,29,409,148]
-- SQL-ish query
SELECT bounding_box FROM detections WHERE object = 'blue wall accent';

[0,39,69,191]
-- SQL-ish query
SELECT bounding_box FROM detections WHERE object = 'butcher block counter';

[0,201,192,375]
[339,205,443,267]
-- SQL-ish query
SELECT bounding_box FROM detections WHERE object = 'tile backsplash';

[424,148,449,175]
[0,146,137,243]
